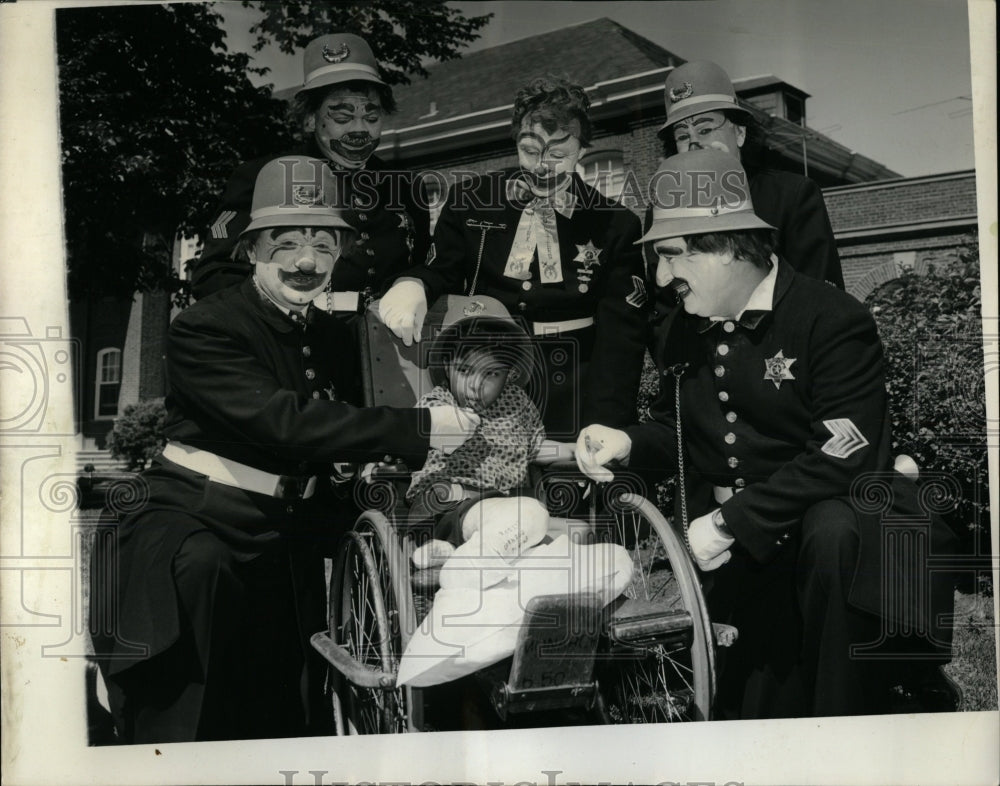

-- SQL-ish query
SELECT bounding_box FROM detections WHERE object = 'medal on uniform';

[763,350,796,388]
[396,210,415,258]
[573,240,601,293]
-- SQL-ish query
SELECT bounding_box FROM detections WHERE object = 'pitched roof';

[389,17,684,127]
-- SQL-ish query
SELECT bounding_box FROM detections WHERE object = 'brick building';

[369,18,898,223]
[824,170,978,299]
[68,18,979,455]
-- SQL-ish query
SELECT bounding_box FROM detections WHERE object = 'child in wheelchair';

[405,315,556,585]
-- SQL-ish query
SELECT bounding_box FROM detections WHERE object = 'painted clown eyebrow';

[518,131,573,147]
[655,243,686,256]
[327,101,381,113]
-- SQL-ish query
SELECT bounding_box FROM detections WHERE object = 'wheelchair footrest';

[310,632,397,690]
[492,681,599,718]
[492,592,604,719]
[607,598,693,649]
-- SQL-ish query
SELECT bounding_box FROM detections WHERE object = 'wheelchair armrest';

[364,459,412,483]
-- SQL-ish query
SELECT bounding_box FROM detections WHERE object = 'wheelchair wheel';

[330,511,421,733]
[593,492,715,723]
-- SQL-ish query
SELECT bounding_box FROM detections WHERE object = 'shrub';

[866,237,991,586]
[106,398,167,471]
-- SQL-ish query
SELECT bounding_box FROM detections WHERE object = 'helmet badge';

[292,185,324,206]
[322,42,351,63]
[669,81,694,103]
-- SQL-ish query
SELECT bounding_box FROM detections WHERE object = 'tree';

[58,2,492,302]
[57,3,293,302]
[242,1,492,85]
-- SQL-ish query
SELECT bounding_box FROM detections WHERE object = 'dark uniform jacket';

[629,260,955,648]
[400,169,649,429]
[748,168,843,289]
[96,278,432,683]
[192,140,431,304]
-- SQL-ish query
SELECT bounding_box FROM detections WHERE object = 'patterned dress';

[407,383,544,502]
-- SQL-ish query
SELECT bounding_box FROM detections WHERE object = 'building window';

[94,347,121,419]
[785,94,805,126]
[578,150,626,200]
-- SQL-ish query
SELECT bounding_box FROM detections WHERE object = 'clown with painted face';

[192,33,431,316]
[643,60,843,305]
[91,155,479,743]
[233,158,352,311]
[379,76,648,439]
[577,149,958,721]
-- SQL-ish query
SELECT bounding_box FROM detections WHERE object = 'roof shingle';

[390,17,684,127]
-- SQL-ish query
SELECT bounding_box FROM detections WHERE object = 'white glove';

[427,405,481,454]
[688,509,735,571]
[378,279,427,346]
[575,424,632,483]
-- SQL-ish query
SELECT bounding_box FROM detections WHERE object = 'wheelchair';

[310,295,718,732]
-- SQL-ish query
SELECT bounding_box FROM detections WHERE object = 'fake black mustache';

[340,133,375,146]
[665,278,690,303]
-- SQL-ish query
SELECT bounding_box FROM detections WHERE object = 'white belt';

[532,316,594,336]
[713,485,744,504]
[161,442,317,500]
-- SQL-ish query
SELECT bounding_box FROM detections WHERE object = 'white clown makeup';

[653,236,744,318]
[671,110,746,155]
[515,120,584,197]
[306,87,384,169]
[251,227,342,312]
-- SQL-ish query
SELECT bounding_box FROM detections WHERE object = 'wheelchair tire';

[592,492,715,723]
[329,511,421,733]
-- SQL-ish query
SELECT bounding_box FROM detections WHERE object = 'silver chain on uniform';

[669,361,695,560]
[465,219,507,296]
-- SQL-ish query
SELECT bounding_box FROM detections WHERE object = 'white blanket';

[396,535,633,687]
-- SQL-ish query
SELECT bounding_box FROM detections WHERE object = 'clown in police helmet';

[192,33,431,311]
[579,148,958,720]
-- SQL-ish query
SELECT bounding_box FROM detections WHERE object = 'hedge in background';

[106,398,167,471]
[866,238,990,589]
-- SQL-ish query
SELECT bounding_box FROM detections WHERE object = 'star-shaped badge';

[763,350,796,389]
[574,241,602,268]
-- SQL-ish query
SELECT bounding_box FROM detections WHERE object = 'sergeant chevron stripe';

[210,210,237,239]
[626,275,647,308]
[821,418,869,459]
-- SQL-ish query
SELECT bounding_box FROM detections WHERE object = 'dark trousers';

[107,529,310,743]
[535,329,593,440]
[709,498,889,719]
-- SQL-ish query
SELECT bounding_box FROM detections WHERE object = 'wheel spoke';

[330,517,414,734]
[596,497,712,724]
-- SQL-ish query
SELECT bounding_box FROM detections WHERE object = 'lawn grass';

[944,590,998,711]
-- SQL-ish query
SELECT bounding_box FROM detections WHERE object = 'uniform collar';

[695,254,789,334]
[737,254,779,317]
[241,277,312,333]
